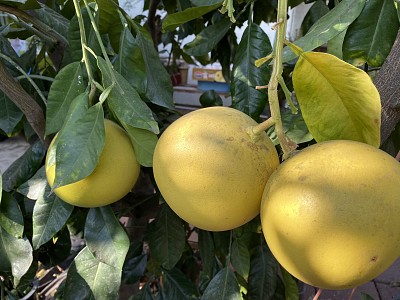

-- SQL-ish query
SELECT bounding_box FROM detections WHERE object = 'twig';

[313,288,322,300]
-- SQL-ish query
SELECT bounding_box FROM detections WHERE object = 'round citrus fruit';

[46,119,140,207]
[260,140,400,290]
[153,106,279,231]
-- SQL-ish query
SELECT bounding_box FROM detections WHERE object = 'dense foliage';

[0,0,399,299]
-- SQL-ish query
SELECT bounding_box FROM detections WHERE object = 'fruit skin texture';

[153,106,279,231]
[46,119,140,207]
[260,140,400,290]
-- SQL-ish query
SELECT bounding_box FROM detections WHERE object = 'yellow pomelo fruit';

[46,119,140,207]
[261,140,400,290]
[153,106,279,231]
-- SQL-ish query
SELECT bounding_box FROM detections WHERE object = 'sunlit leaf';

[0,227,33,285]
[53,97,105,189]
[162,3,221,32]
[2,140,46,192]
[121,123,158,167]
[64,247,122,300]
[183,18,231,56]
[98,57,160,133]
[131,21,175,109]
[146,204,186,270]
[202,267,241,300]
[232,22,272,120]
[0,192,24,238]
[342,0,400,67]
[282,0,366,63]
[85,206,130,269]
[292,51,381,147]
[46,62,85,135]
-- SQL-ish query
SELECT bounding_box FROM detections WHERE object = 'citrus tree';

[0,0,400,299]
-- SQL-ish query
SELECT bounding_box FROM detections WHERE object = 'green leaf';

[85,206,130,269]
[97,57,159,134]
[281,267,299,300]
[201,267,241,300]
[0,0,40,9]
[191,0,222,6]
[122,253,147,284]
[131,22,175,109]
[34,5,69,39]
[162,3,222,32]
[198,230,216,280]
[2,140,46,192]
[360,293,375,300]
[231,237,250,280]
[0,227,33,284]
[63,247,123,300]
[282,0,366,63]
[301,0,329,35]
[327,29,347,59]
[53,98,105,189]
[162,268,199,299]
[26,167,74,249]
[247,242,278,300]
[115,26,147,97]
[121,123,158,167]
[0,192,24,238]
[184,18,231,56]
[292,51,381,147]
[199,89,223,107]
[0,92,23,135]
[146,204,186,270]
[97,0,121,34]
[232,22,272,120]
[68,7,102,63]
[342,0,400,67]
[46,61,85,135]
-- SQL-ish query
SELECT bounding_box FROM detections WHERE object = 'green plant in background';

[0,0,399,299]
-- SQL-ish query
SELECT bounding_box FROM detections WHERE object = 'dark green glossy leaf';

[44,226,72,266]
[121,122,158,167]
[231,237,250,280]
[122,253,147,284]
[232,22,272,120]
[191,0,222,6]
[162,268,199,299]
[199,90,223,107]
[85,206,130,269]
[201,267,241,300]
[198,230,216,280]
[360,293,375,300]
[184,18,231,56]
[97,0,121,34]
[98,57,159,133]
[0,35,20,76]
[282,0,366,63]
[68,7,102,63]
[131,21,175,109]
[281,267,299,300]
[301,0,329,35]
[0,227,33,284]
[63,247,122,300]
[0,192,24,238]
[53,98,105,189]
[0,91,23,135]
[115,26,147,97]
[2,140,46,192]
[0,0,40,9]
[146,204,186,270]
[26,167,74,249]
[34,5,69,39]
[46,61,85,135]
[163,3,221,32]
[343,0,400,67]
[247,242,278,300]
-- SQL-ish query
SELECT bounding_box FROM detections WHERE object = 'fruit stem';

[312,288,322,300]
[266,0,297,159]
[249,117,275,139]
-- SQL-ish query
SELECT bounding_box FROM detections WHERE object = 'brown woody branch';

[375,29,400,145]
[0,59,47,147]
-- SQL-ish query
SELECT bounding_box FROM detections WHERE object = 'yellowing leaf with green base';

[292,52,381,147]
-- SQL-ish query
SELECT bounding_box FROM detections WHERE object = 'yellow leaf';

[293,52,381,147]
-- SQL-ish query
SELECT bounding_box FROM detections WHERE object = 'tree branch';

[147,0,161,50]
[375,29,400,145]
[0,59,47,147]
